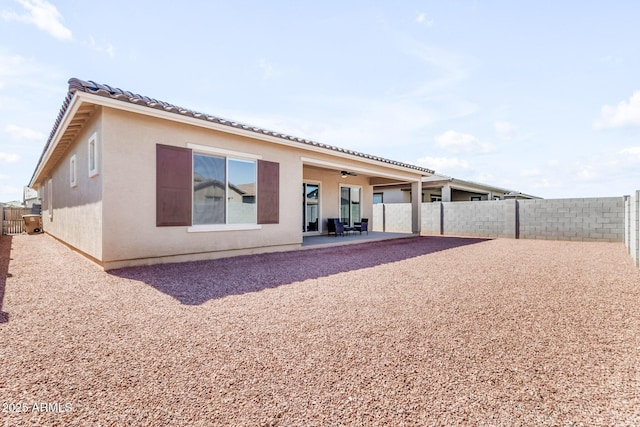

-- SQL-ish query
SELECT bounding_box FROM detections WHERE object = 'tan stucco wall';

[37,105,425,269]
[100,108,306,266]
[40,112,103,261]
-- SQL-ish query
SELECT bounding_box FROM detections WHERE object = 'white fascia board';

[450,179,510,194]
[78,92,430,178]
[30,93,83,187]
[300,156,421,182]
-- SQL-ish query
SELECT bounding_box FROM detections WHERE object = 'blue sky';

[1,0,639,202]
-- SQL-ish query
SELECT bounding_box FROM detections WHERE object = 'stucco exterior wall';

[96,108,414,268]
[40,112,103,260]
[99,108,303,267]
[451,189,489,201]
[377,188,409,204]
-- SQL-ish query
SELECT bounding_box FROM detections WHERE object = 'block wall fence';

[625,191,640,267]
[373,195,640,267]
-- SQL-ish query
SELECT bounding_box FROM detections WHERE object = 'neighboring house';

[23,186,40,208]
[374,173,540,204]
[29,78,434,269]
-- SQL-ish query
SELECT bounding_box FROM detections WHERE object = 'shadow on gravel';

[0,235,12,323]
[110,236,490,305]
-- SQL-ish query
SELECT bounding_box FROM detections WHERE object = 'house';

[29,78,434,269]
[23,186,40,208]
[373,173,540,204]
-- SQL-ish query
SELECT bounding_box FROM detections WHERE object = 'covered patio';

[302,230,415,248]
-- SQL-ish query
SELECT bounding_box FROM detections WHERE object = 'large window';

[156,144,278,229]
[340,185,361,226]
[193,153,256,225]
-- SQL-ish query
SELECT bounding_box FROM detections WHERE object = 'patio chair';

[354,218,369,234]
[333,218,346,236]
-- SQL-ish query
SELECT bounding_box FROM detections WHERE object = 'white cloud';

[579,165,595,180]
[417,156,470,174]
[620,146,640,159]
[85,36,115,58]
[494,120,517,140]
[2,0,72,41]
[5,124,45,141]
[233,97,438,152]
[258,59,277,80]
[402,38,470,96]
[0,152,21,163]
[593,91,640,130]
[415,12,434,26]
[0,53,34,87]
[520,168,541,177]
[435,130,494,154]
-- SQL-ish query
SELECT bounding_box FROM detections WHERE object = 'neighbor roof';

[31,78,434,185]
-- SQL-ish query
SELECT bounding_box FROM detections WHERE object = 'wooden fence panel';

[2,208,31,235]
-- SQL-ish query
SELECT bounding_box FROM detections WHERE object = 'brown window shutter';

[257,160,279,224]
[156,144,192,226]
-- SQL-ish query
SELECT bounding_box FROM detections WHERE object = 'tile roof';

[34,78,434,181]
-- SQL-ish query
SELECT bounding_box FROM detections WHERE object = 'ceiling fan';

[340,170,357,178]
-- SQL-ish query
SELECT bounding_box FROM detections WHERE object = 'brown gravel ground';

[1,233,639,426]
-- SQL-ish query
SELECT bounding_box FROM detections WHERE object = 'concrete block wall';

[624,192,640,267]
[421,203,441,235]
[372,204,384,232]
[440,200,517,238]
[372,203,412,233]
[519,197,625,242]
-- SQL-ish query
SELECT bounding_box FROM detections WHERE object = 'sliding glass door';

[303,182,320,233]
[340,185,361,226]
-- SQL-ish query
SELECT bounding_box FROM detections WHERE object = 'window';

[303,182,320,232]
[373,192,383,204]
[47,178,53,220]
[155,144,279,229]
[88,132,98,177]
[70,155,77,188]
[431,195,442,202]
[470,196,482,201]
[193,153,257,225]
[340,185,361,226]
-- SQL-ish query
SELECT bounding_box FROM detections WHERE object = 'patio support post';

[442,184,452,202]
[411,179,422,234]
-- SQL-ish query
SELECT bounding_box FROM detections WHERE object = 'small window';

[373,192,383,204]
[431,195,442,202]
[470,196,482,201]
[88,132,98,178]
[70,155,77,187]
[47,178,53,220]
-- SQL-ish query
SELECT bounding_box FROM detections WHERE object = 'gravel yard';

[1,233,639,426]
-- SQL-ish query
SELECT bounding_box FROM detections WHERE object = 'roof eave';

[29,92,82,187]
